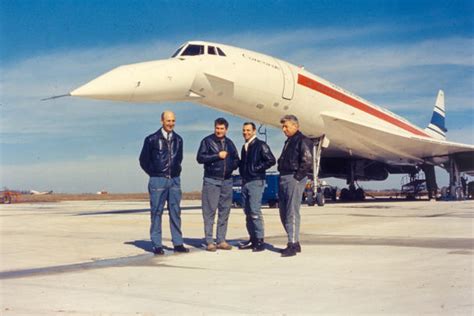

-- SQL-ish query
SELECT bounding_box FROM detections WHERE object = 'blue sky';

[1,0,473,193]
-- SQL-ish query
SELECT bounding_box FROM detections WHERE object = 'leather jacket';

[196,134,239,180]
[239,138,276,182]
[277,131,313,181]
[139,128,183,178]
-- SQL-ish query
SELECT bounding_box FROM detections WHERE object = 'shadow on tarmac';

[2,234,470,281]
[303,211,474,219]
[75,205,200,216]
[125,238,282,254]
[266,234,474,251]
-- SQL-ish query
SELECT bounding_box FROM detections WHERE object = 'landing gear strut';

[421,164,438,200]
[308,135,326,207]
[340,160,366,201]
[443,158,465,200]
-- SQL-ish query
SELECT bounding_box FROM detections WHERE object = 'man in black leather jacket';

[197,117,239,251]
[277,114,313,257]
[139,111,189,255]
[238,122,276,252]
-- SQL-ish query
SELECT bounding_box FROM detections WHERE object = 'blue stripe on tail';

[430,111,447,132]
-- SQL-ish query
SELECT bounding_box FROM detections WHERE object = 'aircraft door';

[276,60,295,100]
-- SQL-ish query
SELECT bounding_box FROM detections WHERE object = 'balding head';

[161,111,176,133]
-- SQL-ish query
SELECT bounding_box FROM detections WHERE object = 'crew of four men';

[139,111,312,258]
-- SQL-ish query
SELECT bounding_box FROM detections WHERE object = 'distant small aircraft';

[30,190,53,195]
[62,41,473,202]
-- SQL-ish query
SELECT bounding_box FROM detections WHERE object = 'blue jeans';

[201,177,233,244]
[241,179,265,240]
[148,177,183,248]
[278,174,307,243]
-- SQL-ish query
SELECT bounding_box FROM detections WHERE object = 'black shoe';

[238,238,254,250]
[294,242,301,253]
[173,245,189,253]
[152,247,165,255]
[252,239,265,252]
[281,243,297,257]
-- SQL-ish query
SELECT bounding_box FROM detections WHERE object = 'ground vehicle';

[303,179,337,206]
[467,181,474,199]
[400,174,427,200]
[233,173,335,208]
[1,191,20,204]
[232,172,279,208]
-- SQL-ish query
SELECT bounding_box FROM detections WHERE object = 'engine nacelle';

[319,158,389,181]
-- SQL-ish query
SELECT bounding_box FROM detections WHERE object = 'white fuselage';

[70,41,434,166]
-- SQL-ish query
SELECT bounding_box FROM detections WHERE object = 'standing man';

[139,111,189,255]
[238,122,276,252]
[277,115,313,257]
[197,118,240,251]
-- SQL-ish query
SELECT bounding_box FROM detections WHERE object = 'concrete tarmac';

[1,199,473,315]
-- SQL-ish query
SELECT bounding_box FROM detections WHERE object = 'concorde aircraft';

[66,41,474,202]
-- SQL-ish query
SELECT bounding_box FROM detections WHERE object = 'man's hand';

[218,151,228,159]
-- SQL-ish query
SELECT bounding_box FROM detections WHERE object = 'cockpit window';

[181,44,205,56]
[171,45,184,58]
[208,46,217,55]
[217,47,226,56]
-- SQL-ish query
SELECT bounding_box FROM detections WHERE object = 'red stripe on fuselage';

[297,74,430,137]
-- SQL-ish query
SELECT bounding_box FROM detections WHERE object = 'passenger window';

[181,45,205,56]
[217,47,226,56]
[171,45,184,58]
[208,46,217,55]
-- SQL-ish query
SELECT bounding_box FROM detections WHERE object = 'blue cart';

[232,172,280,208]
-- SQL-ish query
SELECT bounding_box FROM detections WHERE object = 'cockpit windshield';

[171,45,184,58]
[181,45,205,56]
[172,43,227,58]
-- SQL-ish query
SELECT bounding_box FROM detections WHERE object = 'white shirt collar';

[244,135,257,151]
[161,128,172,140]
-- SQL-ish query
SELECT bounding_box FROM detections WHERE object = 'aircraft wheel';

[355,188,365,201]
[323,187,331,198]
[455,186,464,200]
[340,188,349,201]
[316,192,325,206]
[306,193,315,206]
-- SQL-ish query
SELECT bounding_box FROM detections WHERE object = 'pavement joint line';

[0,253,157,280]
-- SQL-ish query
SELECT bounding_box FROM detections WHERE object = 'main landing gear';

[308,135,327,207]
[338,160,366,202]
[339,183,366,201]
[439,158,466,200]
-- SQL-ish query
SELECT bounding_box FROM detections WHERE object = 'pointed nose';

[70,65,137,101]
[71,59,197,103]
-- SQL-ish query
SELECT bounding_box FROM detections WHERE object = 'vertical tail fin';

[424,90,447,140]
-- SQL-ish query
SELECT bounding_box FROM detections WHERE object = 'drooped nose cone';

[70,65,137,101]
[70,59,198,103]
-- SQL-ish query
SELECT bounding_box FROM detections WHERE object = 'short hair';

[214,117,229,129]
[161,111,174,121]
[280,114,299,125]
[243,122,256,130]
